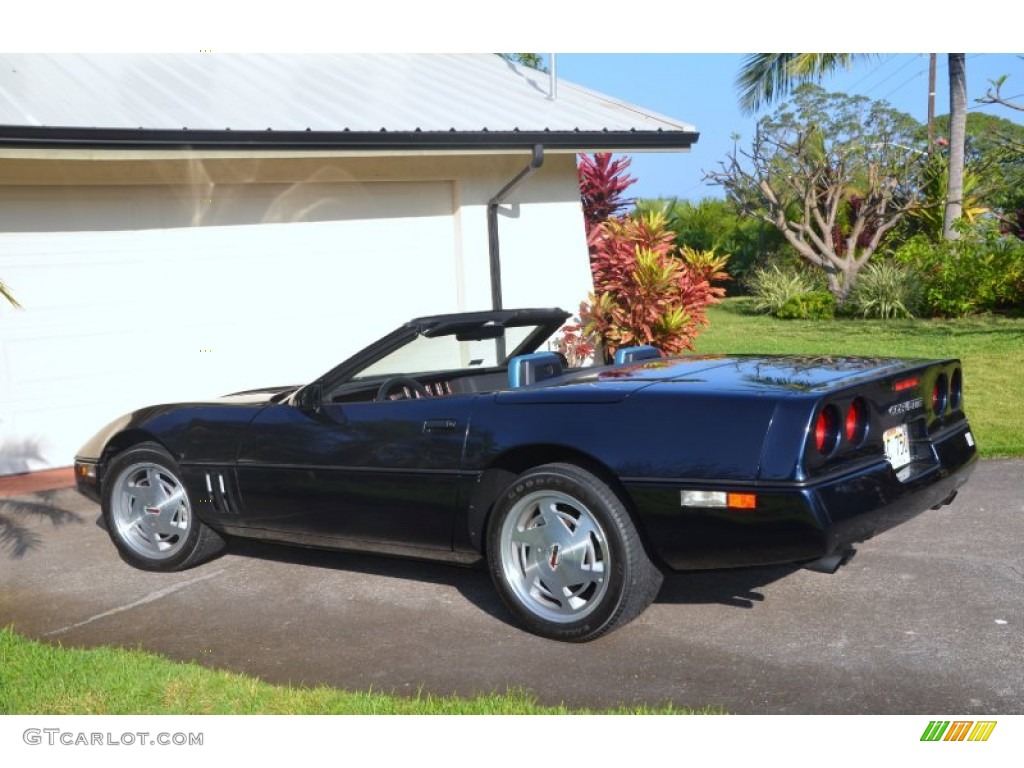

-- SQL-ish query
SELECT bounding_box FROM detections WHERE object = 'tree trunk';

[943,53,967,240]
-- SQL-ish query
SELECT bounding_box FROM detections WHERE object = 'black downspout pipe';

[487,144,545,312]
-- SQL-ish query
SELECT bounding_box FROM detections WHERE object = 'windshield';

[353,324,541,380]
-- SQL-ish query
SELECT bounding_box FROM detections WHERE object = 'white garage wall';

[0,181,459,473]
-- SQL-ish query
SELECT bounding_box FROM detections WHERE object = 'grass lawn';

[0,628,713,715]
[694,298,1024,457]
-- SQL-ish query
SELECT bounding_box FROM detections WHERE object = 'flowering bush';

[573,154,730,361]
[580,211,729,360]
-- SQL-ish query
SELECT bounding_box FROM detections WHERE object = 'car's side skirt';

[214,523,484,566]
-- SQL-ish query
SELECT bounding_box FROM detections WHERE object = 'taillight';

[845,398,868,445]
[894,376,920,392]
[932,374,948,415]
[949,368,963,411]
[814,405,840,454]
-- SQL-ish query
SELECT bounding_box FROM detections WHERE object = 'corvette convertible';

[75,307,977,641]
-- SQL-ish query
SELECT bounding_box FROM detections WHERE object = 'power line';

[862,55,920,98]
[847,54,895,92]
[881,68,927,102]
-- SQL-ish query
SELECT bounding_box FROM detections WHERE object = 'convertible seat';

[614,345,662,364]
[508,352,564,388]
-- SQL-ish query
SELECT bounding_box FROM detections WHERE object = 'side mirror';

[296,383,323,412]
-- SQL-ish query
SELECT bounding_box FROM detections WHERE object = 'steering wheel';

[375,375,431,402]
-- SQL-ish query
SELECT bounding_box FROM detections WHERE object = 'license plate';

[884,424,912,470]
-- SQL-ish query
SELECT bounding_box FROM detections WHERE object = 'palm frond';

[1,279,22,309]
[737,53,868,115]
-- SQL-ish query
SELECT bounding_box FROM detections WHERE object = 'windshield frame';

[293,308,570,402]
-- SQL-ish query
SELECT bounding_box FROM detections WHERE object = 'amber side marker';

[727,493,757,510]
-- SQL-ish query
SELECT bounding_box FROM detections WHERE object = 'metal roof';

[0,53,698,152]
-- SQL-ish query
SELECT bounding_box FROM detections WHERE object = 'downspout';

[487,143,545,312]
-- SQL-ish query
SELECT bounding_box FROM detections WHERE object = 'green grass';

[0,628,716,715]
[694,298,1024,457]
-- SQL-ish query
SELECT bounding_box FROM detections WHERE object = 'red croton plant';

[558,153,729,364]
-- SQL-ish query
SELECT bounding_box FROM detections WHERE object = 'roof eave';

[0,125,699,152]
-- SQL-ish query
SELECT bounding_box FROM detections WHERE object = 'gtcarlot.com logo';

[23,729,203,747]
[921,720,997,742]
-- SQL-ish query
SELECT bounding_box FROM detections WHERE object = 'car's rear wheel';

[102,443,225,571]
[486,463,663,642]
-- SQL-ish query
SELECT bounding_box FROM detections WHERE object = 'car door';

[233,394,475,553]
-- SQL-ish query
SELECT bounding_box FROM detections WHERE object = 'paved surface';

[1,460,1021,714]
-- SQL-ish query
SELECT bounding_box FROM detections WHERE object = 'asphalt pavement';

[1,460,1021,714]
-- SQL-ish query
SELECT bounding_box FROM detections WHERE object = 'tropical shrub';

[775,291,836,320]
[847,261,922,319]
[745,263,818,315]
[894,221,1024,317]
[577,153,636,234]
[573,154,730,360]
[580,211,729,360]
[634,197,787,284]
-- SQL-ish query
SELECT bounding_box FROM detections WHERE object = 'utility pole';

[927,53,937,154]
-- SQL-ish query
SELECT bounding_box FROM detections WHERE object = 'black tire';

[101,442,226,571]
[486,462,663,642]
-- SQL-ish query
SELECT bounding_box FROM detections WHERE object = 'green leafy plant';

[907,154,988,242]
[848,261,922,319]
[745,263,817,315]
[634,196,786,284]
[775,291,836,320]
[895,221,1024,317]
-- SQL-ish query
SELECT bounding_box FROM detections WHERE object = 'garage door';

[0,181,458,474]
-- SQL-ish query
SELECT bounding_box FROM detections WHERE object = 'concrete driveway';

[2,460,1021,714]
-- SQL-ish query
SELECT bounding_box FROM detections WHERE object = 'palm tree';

[943,54,967,239]
[1,279,20,308]
[737,54,864,115]
[736,53,968,242]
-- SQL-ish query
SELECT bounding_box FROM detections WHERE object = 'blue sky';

[551,53,1024,202]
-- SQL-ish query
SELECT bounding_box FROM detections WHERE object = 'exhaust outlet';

[803,546,856,574]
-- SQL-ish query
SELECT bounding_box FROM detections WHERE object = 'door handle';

[423,419,459,434]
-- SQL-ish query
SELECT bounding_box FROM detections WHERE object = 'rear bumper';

[629,424,978,571]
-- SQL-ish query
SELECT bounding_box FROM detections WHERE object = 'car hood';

[75,387,298,460]
[220,385,300,403]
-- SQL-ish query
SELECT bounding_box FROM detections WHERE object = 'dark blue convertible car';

[75,308,977,641]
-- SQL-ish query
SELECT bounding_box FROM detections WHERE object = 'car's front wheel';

[486,463,663,642]
[102,443,225,571]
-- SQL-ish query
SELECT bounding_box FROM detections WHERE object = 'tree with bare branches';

[708,84,929,301]
[979,59,1024,112]
[737,53,969,244]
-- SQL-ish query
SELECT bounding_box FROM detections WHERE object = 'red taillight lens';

[814,405,839,454]
[845,398,867,444]
[894,377,920,392]
[932,374,948,414]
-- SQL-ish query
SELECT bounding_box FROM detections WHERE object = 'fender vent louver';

[205,471,236,514]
